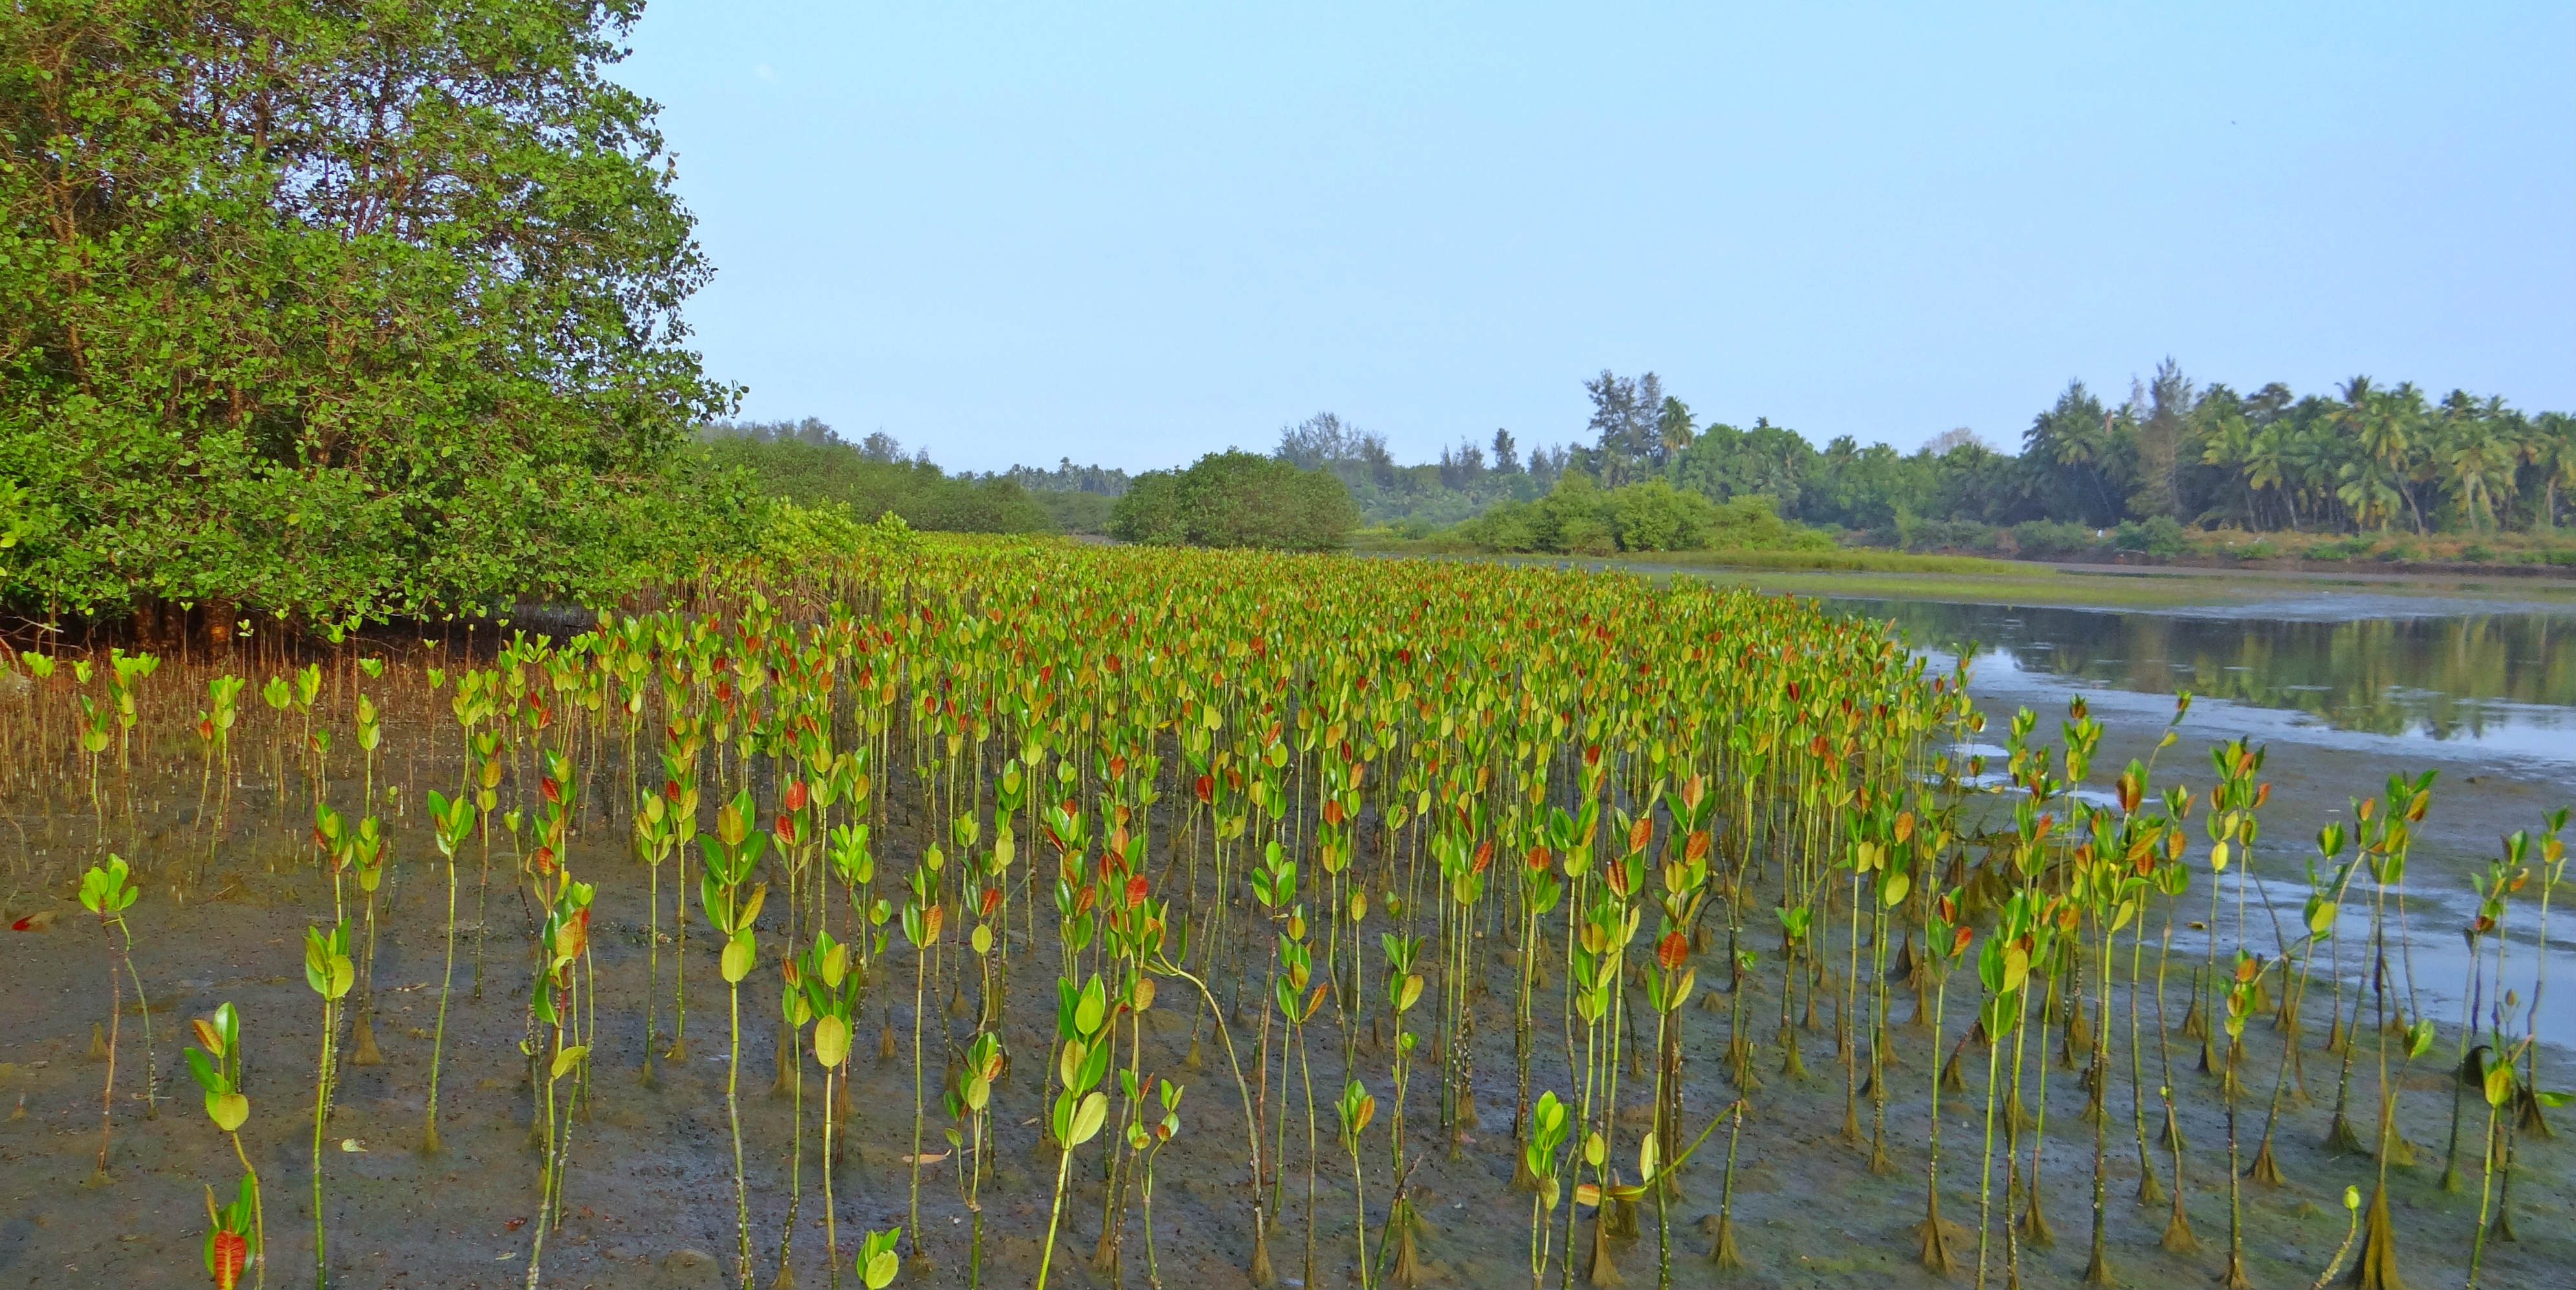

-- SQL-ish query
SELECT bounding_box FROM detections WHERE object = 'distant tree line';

[699,423,1055,534]
[1563,363,2576,542]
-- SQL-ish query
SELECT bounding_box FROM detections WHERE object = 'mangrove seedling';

[185,1003,265,1289]
[203,1173,259,1290]
[303,921,355,1289]
[78,852,146,1181]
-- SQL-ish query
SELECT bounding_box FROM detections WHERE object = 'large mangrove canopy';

[0,0,743,625]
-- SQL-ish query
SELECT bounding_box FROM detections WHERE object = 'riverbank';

[1357,546,2576,614]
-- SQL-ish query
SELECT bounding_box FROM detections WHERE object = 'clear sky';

[615,1,2576,475]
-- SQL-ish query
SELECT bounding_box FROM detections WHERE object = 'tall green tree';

[0,0,738,625]
[1110,450,1358,551]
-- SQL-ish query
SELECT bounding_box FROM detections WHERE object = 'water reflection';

[1833,599,2576,753]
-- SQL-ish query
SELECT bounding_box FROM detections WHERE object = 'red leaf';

[211,1230,248,1290]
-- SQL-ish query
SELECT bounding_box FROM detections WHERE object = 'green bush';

[2108,515,2185,556]
[1452,476,1830,556]
[2010,520,2097,559]
[1897,515,1998,553]
[1,0,738,625]
[701,431,1055,534]
[754,502,922,562]
[1031,490,1117,536]
[1109,450,1359,551]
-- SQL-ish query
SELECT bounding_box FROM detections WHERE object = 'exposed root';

[771,1027,797,1096]
[2016,1188,2054,1249]
[352,1012,383,1065]
[1391,1204,1424,1287]
[2516,1085,2553,1138]
[2346,1182,2399,1289]
[1585,1205,1624,1285]
[2247,1134,2285,1186]
[2219,1251,2252,1290]
[1248,1218,1276,1287]
[1913,1188,1960,1274]
[1703,1212,1744,1270]
[2159,1198,2198,1255]
[2083,1244,2116,1286]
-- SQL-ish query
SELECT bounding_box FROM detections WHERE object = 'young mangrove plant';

[1138,1078,1184,1290]
[202,1172,260,1290]
[703,788,771,1289]
[1523,1090,1572,1290]
[78,852,146,1182]
[1036,973,1113,1290]
[420,788,477,1153]
[184,1003,265,1290]
[1336,1078,1378,1290]
[303,921,354,1288]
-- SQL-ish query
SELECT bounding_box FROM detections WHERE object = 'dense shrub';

[753,501,923,562]
[1032,490,1116,535]
[1896,514,1999,553]
[1109,451,1359,551]
[2109,515,2186,555]
[2009,520,2097,558]
[699,432,1055,534]
[1455,475,1831,555]
[0,0,737,625]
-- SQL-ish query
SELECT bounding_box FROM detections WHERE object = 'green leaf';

[1066,1090,1109,1146]
[206,1091,249,1133]
[863,1249,899,1290]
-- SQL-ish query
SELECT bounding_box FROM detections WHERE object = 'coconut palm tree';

[2241,426,2296,529]
[2440,405,2514,533]
[2531,412,2576,532]
[2335,460,2404,535]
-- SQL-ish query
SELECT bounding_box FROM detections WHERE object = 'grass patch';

[1706,568,2241,610]
[1646,548,2034,575]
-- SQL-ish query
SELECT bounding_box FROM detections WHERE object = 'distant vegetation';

[1279,363,2576,566]
[1451,476,1830,555]
[1110,450,1358,551]
[697,421,1055,535]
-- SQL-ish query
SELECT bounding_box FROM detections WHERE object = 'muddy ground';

[3,762,2571,1289]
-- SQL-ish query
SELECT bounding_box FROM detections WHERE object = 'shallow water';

[1849,594,2576,1049]
[1835,597,2576,766]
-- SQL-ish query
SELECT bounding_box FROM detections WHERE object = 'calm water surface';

[1825,594,2576,1040]
[1832,597,2576,767]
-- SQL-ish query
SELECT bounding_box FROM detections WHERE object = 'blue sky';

[617,1,2575,475]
